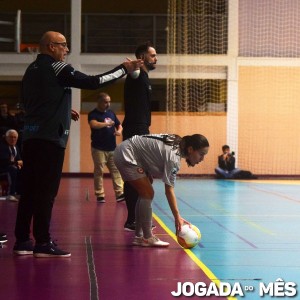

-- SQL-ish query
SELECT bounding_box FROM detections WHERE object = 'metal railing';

[0,11,227,55]
[0,10,21,52]
[82,13,167,53]
[0,11,167,53]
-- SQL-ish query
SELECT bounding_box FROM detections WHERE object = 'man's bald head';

[38,31,69,62]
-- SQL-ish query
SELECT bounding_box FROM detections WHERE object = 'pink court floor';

[1,177,300,300]
[0,177,227,300]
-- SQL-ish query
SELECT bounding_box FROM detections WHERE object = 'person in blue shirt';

[88,92,124,203]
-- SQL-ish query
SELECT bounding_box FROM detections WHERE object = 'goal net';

[166,0,228,114]
[165,0,229,176]
[166,0,300,176]
[238,0,300,176]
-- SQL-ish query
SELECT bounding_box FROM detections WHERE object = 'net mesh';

[238,66,300,175]
[239,0,300,57]
[167,0,228,55]
[166,0,228,128]
[238,0,300,175]
[166,0,300,176]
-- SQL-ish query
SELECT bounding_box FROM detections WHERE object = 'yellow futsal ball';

[177,224,201,249]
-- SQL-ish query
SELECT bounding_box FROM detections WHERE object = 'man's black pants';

[15,139,65,244]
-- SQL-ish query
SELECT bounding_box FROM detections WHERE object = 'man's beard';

[145,61,156,71]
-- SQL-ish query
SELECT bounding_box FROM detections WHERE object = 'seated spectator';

[215,145,257,179]
[0,103,17,138]
[0,129,23,201]
[215,145,241,179]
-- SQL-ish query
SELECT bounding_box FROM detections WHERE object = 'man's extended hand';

[71,109,80,121]
[122,58,144,73]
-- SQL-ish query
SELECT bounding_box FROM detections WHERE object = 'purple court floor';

[2,177,300,300]
[0,177,228,300]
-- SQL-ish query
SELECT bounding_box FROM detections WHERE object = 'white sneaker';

[132,236,143,246]
[7,195,18,202]
[141,235,169,247]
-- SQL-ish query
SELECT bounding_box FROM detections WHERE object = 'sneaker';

[97,196,105,203]
[141,235,169,247]
[0,236,7,243]
[116,194,125,202]
[33,241,71,258]
[124,222,135,231]
[13,240,34,255]
[132,236,143,246]
[0,232,7,238]
[7,195,18,202]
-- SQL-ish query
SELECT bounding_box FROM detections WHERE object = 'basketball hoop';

[20,43,39,61]
[28,46,39,61]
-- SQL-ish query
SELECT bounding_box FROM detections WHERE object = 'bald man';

[13,31,143,258]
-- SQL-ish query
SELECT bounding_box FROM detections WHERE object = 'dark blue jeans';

[14,139,65,244]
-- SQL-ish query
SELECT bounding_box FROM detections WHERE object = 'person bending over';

[114,133,209,247]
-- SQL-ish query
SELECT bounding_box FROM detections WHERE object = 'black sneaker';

[13,240,34,255]
[33,241,71,258]
[116,194,125,202]
[97,196,105,203]
[124,222,135,231]
[0,232,7,238]
[0,236,7,243]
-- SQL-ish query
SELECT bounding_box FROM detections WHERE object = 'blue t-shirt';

[88,108,120,151]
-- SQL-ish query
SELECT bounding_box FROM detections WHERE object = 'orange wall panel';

[77,112,226,175]
[238,66,300,174]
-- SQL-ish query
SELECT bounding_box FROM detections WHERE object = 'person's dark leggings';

[124,182,138,224]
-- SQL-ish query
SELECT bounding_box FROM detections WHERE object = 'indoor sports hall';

[1,1,300,300]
